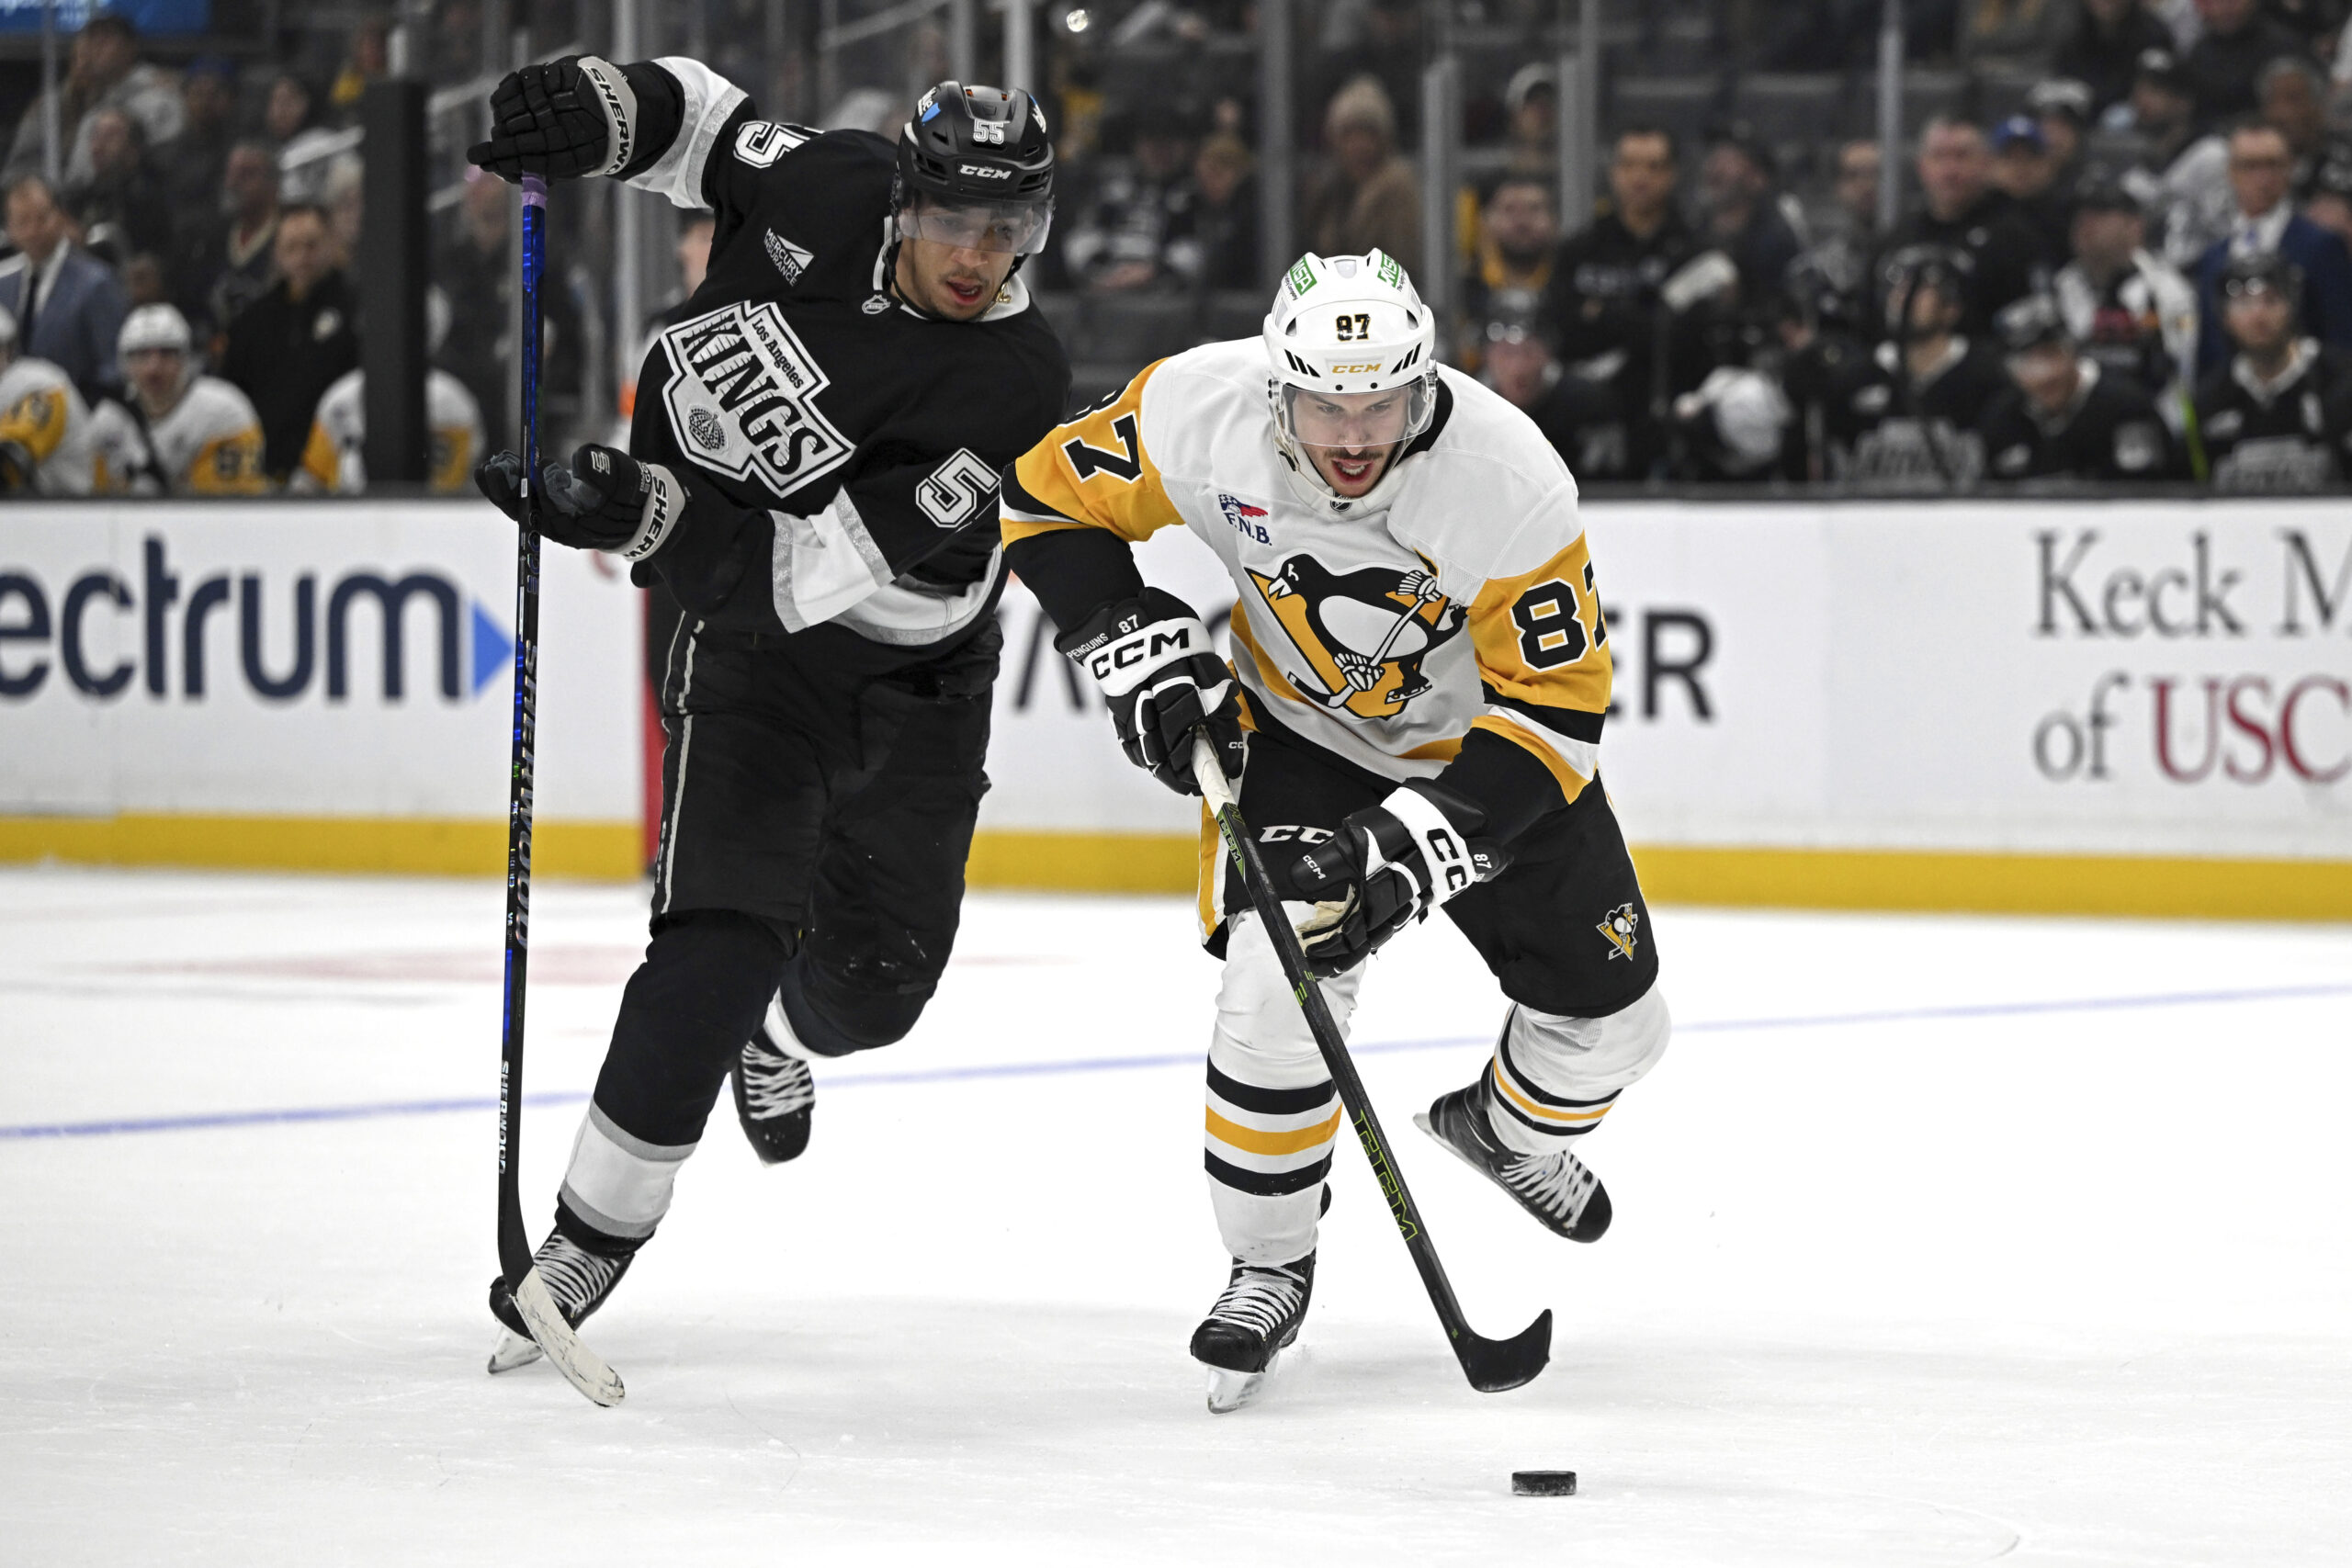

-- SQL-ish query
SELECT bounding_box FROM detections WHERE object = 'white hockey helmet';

[1261,251,1439,502]
[119,300,194,376]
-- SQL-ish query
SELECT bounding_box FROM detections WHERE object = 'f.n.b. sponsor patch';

[659,301,854,499]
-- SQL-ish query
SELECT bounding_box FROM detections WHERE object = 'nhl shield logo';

[1596,903,1640,961]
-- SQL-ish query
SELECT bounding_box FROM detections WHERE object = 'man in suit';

[0,173,128,406]
[2195,119,2352,372]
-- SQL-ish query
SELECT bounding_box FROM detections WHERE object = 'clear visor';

[897,192,1055,256]
[1279,378,1435,455]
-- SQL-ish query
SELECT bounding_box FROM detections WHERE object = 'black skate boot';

[731,1007,815,1165]
[485,1224,634,1375]
[1189,1253,1315,1414]
[1416,1082,1612,1242]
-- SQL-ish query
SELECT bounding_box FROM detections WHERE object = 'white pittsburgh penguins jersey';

[1004,338,1610,804]
[292,367,485,495]
[0,355,96,494]
[91,376,269,495]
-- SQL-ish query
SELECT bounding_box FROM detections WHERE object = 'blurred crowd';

[14,0,2352,496]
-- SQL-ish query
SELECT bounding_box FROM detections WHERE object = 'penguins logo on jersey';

[1596,903,1640,961]
[1247,554,1464,718]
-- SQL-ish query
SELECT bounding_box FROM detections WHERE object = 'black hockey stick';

[1190,733,1551,1393]
[494,174,623,1406]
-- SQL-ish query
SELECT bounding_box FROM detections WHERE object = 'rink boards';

[3,497,2348,917]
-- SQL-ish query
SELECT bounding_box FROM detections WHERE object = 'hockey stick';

[1190,732,1551,1393]
[494,174,624,1407]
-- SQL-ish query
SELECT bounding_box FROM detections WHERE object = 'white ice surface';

[3,866,2348,1565]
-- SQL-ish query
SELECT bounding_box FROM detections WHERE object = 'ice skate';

[1190,1254,1315,1413]
[485,1226,633,1375]
[1417,1083,1612,1242]
[731,1005,816,1165]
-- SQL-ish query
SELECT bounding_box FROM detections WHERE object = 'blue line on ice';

[4,981,2347,1142]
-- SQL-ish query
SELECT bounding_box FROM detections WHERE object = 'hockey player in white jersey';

[292,290,485,494]
[89,304,269,495]
[0,304,96,493]
[1002,251,1671,1410]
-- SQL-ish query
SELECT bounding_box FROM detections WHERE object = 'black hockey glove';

[468,55,638,182]
[1290,780,1510,978]
[475,444,685,562]
[1057,588,1246,796]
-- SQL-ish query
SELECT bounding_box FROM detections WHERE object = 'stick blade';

[1453,1307,1552,1393]
[510,1267,626,1406]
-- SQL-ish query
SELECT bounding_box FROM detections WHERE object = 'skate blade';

[1204,1347,1283,1415]
[487,1326,544,1375]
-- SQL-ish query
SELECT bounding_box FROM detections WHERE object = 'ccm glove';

[468,55,638,181]
[1057,587,1246,796]
[475,443,685,561]
[1290,780,1510,979]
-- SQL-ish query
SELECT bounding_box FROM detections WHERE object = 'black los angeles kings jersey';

[610,58,1069,662]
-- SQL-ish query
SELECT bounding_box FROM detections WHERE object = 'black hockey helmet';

[2221,249,2303,307]
[893,82,1056,255]
[1995,292,2071,355]
[1880,243,1973,338]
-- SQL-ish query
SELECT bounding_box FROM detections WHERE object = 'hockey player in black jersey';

[463,57,1069,1367]
[1822,244,2007,490]
[2192,251,2352,492]
[1980,293,2178,484]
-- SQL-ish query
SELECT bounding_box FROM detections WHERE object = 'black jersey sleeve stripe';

[1205,1062,1337,1117]
[1482,682,1606,743]
[1204,1150,1333,1197]
[1000,461,1085,526]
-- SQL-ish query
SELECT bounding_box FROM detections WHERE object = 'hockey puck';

[1511,1470,1577,1497]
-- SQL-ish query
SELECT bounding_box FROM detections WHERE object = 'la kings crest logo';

[660,302,854,497]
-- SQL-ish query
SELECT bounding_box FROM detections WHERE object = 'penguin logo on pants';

[1246,554,1464,719]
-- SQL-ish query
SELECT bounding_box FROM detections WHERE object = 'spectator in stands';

[1498,64,1560,186]
[119,252,169,310]
[2183,0,2312,128]
[2055,0,2177,114]
[177,141,280,345]
[1303,76,1419,267]
[1792,140,1885,342]
[1981,292,2178,481]
[0,173,127,405]
[1965,0,2075,63]
[329,17,391,120]
[219,203,360,483]
[2194,119,2352,370]
[1460,175,1557,346]
[2028,78,2096,187]
[1877,116,2052,333]
[1064,109,1203,291]
[66,108,174,268]
[2256,54,2352,202]
[1476,300,1629,481]
[2121,48,2236,264]
[2053,177,2199,425]
[1165,132,1260,291]
[1825,244,2007,489]
[158,59,238,235]
[1991,115,2075,260]
[1545,126,1708,479]
[2193,249,2352,489]
[2301,150,2352,246]
[1698,123,1804,309]
[266,74,342,207]
[2,14,184,186]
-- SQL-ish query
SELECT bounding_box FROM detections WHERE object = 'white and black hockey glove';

[468,55,637,182]
[1290,781,1510,979]
[1057,588,1246,796]
[475,443,684,562]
